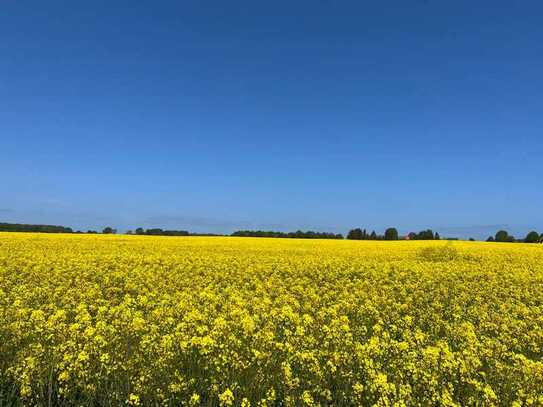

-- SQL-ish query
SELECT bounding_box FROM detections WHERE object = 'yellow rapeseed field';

[1,233,543,406]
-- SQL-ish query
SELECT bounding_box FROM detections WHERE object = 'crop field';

[1,233,543,406]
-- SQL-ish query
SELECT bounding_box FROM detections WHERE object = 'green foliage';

[495,230,513,243]
[347,228,363,240]
[347,228,387,240]
[410,229,436,240]
[0,222,73,234]
[232,230,343,239]
[524,231,540,243]
[143,228,189,236]
[384,228,399,240]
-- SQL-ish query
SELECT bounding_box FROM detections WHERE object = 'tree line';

[131,228,189,236]
[486,230,543,243]
[346,228,440,241]
[127,228,222,237]
[1,222,542,243]
[0,222,73,234]
[231,230,344,239]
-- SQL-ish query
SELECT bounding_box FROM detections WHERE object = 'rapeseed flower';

[0,232,542,405]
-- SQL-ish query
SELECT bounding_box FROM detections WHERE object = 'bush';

[525,231,540,243]
[384,228,399,241]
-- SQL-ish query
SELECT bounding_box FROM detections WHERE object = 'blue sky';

[1,1,542,238]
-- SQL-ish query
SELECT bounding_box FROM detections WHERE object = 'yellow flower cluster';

[1,233,543,405]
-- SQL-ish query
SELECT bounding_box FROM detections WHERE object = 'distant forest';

[231,230,344,239]
[0,222,73,234]
[346,228,440,241]
[130,228,221,237]
[0,222,542,243]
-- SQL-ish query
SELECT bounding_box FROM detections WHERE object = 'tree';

[135,228,145,235]
[486,236,494,242]
[434,232,440,240]
[423,230,434,240]
[469,238,475,241]
[525,231,540,243]
[370,230,377,240]
[384,228,399,240]
[145,228,164,235]
[347,228,363,240]
[411,229,434,240]
[102,227,116,234]
[495,230,509,242]
[0,222,73,234]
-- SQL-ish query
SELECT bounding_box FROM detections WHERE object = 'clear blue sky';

[1,1,542,238]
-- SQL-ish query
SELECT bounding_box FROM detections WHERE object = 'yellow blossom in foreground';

[0,232,542,405]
